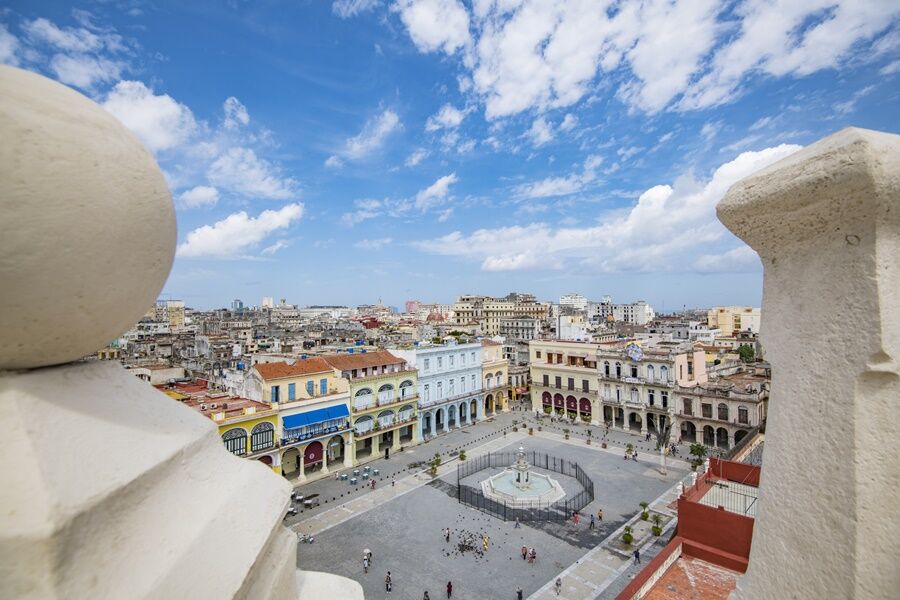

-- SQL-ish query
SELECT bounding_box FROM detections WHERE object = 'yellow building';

[249,358,352,481]
[161,382,282,474]
[529,339,601,424]
[707,306,761,334]
[481,339,510,412]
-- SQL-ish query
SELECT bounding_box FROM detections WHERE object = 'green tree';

[738,344,755,363]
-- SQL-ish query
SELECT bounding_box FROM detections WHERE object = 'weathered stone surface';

[0,65,175,369]
[718,127,900,600]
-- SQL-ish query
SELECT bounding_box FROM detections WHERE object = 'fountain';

[480,446,566,507]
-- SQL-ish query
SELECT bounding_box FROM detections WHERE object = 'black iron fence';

[455,451,595,522]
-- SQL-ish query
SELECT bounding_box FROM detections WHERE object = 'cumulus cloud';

[208,147,297,199]
[177,203,304,258]
[414,144,801,272]
[333,0,380,18]
[526,117,553,147]
[405,147,429,166]
[355,237,393,249]
[223,96,250,129]
[49,53,124,89]
[559,114,578,132]
[425,104,465,131]
[693,245,761,273]
[415,173,458,210]
[393,0,471,55]
[102,80,197,152]
[178,185,220,208]
[514,154,602,199]
[327,109,401,165]
[0,24,21,66]
[341,198,383,226]
[394,0,899,118]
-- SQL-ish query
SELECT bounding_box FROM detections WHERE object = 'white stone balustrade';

[0,65,361,600]
[718,127,898,600]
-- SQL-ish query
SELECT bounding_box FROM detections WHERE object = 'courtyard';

[295,430,687,599]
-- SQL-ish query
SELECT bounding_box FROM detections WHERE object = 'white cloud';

[657,131,674,144]
[526,117,553,147]
[22,17,119,53]
[833,85,875,115]
[406,148,429,166]
[341,198,383,226]
[327,109,401,165]
[693,245,760,273]
[514,154,602,199]
[0,24,21,66]
[749,116,772,131]
[102,81,197,152]
[333,0,380,18]
[178,185,220,208]
[416,173,458,210]
[617,146,642,161]
[223,96,250,129]
[415,144,801,272]
[701,121,721,141]
[177,203,304,258]
[393,0,471,55]
[559,113,578,132]
[881,59,900,75]
[49,53,124,89]
[261,239,291,255]
[355,237,393,249]
[395,0,899,118]
[208,147,297,199]
[438,208,453,222]
[425,103,465,131]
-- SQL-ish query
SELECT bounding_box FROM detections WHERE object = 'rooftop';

[254,357,332,380]
[643,555,738,600]
[321,350,406,371]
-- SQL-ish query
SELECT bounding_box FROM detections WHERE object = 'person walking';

[446,580,453,598]
[598,508,603,521]
[555,578,562,595]
[385,571,392,593]
[633,549,641,565]
[529,548,536,564]
[521,545,528,560]
[445,528,451,543]
[514,517,520,528]
[517,586,524,599]
[423,592,430,600]
[590,514,595,530]
[392,475,396,487]
[363,556,369,574]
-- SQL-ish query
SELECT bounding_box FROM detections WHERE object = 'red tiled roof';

[254,357,332,380]
[481,339,501,346]
[321,350,406,371]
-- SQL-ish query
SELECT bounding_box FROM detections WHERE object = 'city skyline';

[2,1,897,309]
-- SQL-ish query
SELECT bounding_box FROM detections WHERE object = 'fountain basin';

[480,469,566,507]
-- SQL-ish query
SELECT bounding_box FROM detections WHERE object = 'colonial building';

[249,358,352,480]
[707,306,761,334]
[597,339,706,437]
[453,293,550,336]
[321,351,419,463]
[481,339,509,412]
[392,340,485,439]
[529,339,601,424]
[586,299,655,325]
[674,365,770,449]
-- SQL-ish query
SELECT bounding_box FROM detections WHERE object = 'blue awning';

[283,404,350,430]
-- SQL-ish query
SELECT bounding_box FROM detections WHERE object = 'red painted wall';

[709,457,761,486]
[677,498,755,569]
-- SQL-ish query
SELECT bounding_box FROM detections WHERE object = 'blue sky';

[2,1,898,310]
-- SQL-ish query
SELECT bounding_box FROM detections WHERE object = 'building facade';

[453,293,550,336]
[322,351,419,463]
[481,339,510,412]
[707,306,761,334]
[587,299,655,325]
[559,293,588,311]
[392,340,485,439]
[529,339,601,424]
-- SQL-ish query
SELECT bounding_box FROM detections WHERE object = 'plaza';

[293,412,688,599]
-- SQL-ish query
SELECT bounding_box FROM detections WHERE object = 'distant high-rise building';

[559,293,588,311]
[405,299,421,314]
[261,296,274,309]
[231,298,244,311]
[707,306,761,333]
[155,299,185,329]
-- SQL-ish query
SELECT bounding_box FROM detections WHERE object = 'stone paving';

[293,417,688,600]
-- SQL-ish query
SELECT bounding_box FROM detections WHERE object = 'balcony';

[353,414,417,438]
[352,391,418,413]
[418,389,482,409]
[281,421,350,446]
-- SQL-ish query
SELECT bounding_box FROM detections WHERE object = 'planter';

[586,439,591,445]
[601,442,607,449]
[641,511,649,521]
[564,435,570,440]
[652,526,662,536]
[622,533,633,544]
[528,428,534,435]
[538,426,542,431]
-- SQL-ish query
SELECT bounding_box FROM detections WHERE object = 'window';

[437,381,443,398]
[271,385,280,403]
[471,352,476,363]
[424,358,430,371]
[424,384,430,401]
[660,366,669,382]
[604,361,610,377]
[449,355,454,367]
[543,374,549,386]
[461,353,466,365]
[582,379,589,392]
[567,377,574,390]
[320,379,327,395]
[223,428,247,456]
[648,389,655,406]
[615,387,621,402]
[718,403,729,421]
[287,383,296,401]
[471,374,476,389]
[461,376,466,392]
[250,422,274,452]
[631,365,638,378]
[738,406,749,424]
[437,357,443,369]
[306,380,314,396]
[702,403,712,418]
[604,384,611,400]
[449,379,455,395]
[688,360,694,376]
[555,376,562,388]
[647,365,655,381]
[679,365,684,379]
[615,363,622,378]
[661,391,668,408]
[683,398,692,415]
[631,388,639,403]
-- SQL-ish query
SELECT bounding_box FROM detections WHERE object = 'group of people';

[417,581,453,599]
[520,545,537,564]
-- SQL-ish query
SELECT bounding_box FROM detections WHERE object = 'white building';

[559,293,588,311]
[587,299,655,325]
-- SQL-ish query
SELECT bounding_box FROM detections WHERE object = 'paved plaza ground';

[295,425,687,600]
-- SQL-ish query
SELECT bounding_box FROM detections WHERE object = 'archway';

[250,422,275,453]
[680,420,696,443]
[421,411,432,438]
[459,402,468,425]
[304,441,324,474]
[436,407,446,430]
[541,391,552,411]
[257,455,273,466]
[222,428,247,456]
[628,412,642,432]
[735,429,749,445]
[354,387,373,410]
[399,379,414,400]
[281,447,300,475]
[565,395,577,420]
[553,393,564,416]
[484,394,494,416]
[470,399,477,420]
[703,425,715,446]
[716,427,729,449]
[326,435,345,467]
[448,403,457,428]
[603,405,614,424]
[355,416,374,459]
[579,397,591,423]
[614,407,624,428]
[646,413,658,435]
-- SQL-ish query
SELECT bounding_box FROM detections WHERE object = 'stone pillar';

[476,397,484,421]
[0,65,362,600]
[640,410,647,435]
[442,406,449,433]
[718,128,899,600]
[343,434,354,468]
[298,450,306,482]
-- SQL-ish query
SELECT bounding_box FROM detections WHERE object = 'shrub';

[543,406,552,414]
[601,442,607,449]
[652,525,662,536]
[626,443,634,456]
[622,525,633,544]
[563,428,570,439]
[459,450,466,461]
[528,427,534,435]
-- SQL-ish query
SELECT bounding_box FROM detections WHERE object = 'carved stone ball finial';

[0,66,176,369]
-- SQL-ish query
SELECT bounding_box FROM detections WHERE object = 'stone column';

[442,406,449,433]
[0,65,361,600]
[429,410,436,436]
[640,410,647,435]
[298,449,306,482]
[343,434,354,468]
[718,128,899,600]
